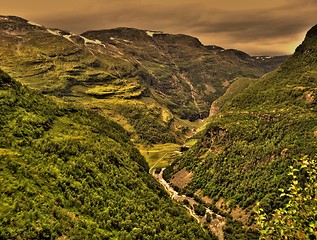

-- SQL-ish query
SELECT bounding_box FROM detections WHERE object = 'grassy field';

[135,116,208,171]
[137,143,182,170]
[184,139,198,147]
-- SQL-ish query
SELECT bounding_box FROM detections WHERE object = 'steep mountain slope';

[0,16,288,144]
[0,70,211,239]
[0,16,176,144]
[165,24,317,229]
[82,28,288,119]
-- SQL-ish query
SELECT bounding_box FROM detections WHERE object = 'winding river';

[151,168,226,240]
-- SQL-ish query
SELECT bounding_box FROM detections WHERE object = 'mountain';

[0,16,288,144]
[0,69,212,239]
[164,24,317,235]
[82,28,288,119]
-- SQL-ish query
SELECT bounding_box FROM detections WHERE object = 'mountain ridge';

[0,15,289,145]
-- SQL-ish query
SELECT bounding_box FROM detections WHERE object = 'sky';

[2,0,317,55]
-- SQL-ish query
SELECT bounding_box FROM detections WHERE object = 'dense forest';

[165,24,317,234]
[0,70,211,239]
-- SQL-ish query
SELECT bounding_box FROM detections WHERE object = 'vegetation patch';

[170,168,193,188]
[0,70,210,239]
[138,143,181,169]
[166,26,317,239]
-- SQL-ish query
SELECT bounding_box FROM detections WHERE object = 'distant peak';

[305,24,317,39]
[205,45,225,51]
[293,24,317,56]
[0,15,46,32]
[145,30,164,37]
[82,27,153,43]
[153,33,203,48]
[0,15,29,23]
[83,27,146,35]
[222,49,251,58]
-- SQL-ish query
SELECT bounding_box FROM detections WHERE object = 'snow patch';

[95,39,107,48]
[47,29,61,36]
[63,34,76,43]
[146,30,162,37]
[28,21,43,27]
[174,151,183,154]
[146,31,155,37]
[109,37,132,44]
[80,35,96,44]
[80,36,107,48]
[255,56,271,60]
[46,28,107,48]
[47,29,76,44]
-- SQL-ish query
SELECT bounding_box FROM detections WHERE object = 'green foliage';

[168,108,317,211]
[0,71,210,239]
[169,27,317,214]
[166,27,317,239]
[256,156,317,239]
[183,199,190,206]
[206,213,211,223]
[224,218,260,240]
[193,204,206,216]
[115,103,176,144]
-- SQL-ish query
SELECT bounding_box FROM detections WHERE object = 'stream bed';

[152,168,226,240]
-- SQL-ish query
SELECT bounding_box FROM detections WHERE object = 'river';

[151,168,226,240]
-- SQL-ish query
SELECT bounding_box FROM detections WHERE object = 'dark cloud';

[2,0,317,55]
[191,13,312,41]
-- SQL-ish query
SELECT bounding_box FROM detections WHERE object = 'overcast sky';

[2,0,317,55]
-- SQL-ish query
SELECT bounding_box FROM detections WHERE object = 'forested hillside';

[165,24,317,233]
[0,70,211,239]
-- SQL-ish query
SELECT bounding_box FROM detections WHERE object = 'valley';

[141,136,226,239]
[0,16,288,146]
[1,14,317,239]
[152,168,226,240]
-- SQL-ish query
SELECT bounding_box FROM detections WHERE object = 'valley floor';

[137,121,227,239]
